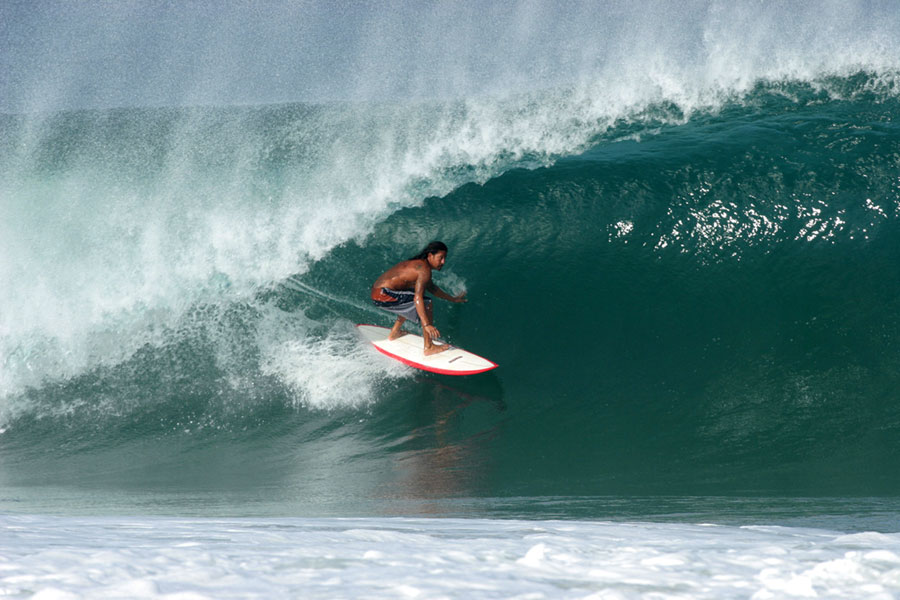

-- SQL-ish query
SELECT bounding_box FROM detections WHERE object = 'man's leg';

[389,316,407,340]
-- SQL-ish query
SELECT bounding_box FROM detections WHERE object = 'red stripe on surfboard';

[358,324,498,376]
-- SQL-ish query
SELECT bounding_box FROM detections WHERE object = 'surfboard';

[356,324,498,376]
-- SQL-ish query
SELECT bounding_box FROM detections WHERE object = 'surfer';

[371,241,467,355]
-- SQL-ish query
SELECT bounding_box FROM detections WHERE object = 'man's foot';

[424,342,451,356]
[388,330,408,341]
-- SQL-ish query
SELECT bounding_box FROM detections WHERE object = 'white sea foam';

[2,515,900,599]
[259,319,411,411]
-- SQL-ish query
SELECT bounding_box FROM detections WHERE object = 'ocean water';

[5,515,900,599]
[4,2,900,597]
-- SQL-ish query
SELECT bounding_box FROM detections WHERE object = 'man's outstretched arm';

[427,281,467,303]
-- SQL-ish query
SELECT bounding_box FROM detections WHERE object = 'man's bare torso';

[370,259,430,297]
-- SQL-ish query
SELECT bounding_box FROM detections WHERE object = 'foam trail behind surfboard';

[281,277,385,319]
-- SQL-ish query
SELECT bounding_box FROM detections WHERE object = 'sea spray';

[5,0,900,401]
[0,98,606,401]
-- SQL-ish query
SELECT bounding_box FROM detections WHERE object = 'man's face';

[427,250,447,270]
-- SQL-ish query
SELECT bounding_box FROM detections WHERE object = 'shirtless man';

[370,241,467,355]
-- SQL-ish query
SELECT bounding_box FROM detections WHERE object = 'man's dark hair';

[409,241,448,261]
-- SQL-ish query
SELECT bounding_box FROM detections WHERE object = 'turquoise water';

[4,3,900,596]
[3,78,900,520]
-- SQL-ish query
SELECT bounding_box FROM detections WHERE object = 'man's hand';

[424,324,441,339]
[453,291,468,303]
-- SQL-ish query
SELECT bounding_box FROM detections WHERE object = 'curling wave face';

[2,1,900,504]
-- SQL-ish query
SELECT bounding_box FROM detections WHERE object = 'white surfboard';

[357,324,498,376]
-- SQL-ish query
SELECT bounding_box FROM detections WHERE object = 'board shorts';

[372,288,431,324]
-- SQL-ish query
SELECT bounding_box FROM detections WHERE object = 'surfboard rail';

[357,324,498,376]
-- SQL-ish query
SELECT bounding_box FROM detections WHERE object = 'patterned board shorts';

[372,288,432,323]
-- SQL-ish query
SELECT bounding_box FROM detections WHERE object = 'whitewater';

[4,1,900,598]
[4,515,900,599]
